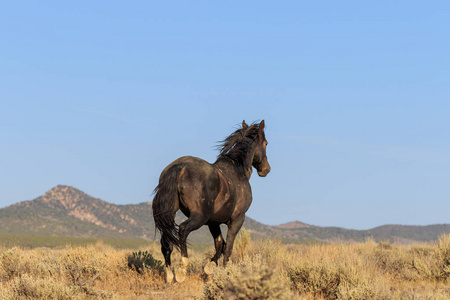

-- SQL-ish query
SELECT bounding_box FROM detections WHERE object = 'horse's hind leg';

[204,224,225,275]
[175,213,208,282]
[161,234,174,283]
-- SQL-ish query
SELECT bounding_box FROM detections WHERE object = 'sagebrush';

[0,233,449,299]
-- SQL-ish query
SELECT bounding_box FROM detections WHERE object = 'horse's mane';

[217,122,262,166]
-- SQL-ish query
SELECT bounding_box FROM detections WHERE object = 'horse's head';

[244,120,271,177]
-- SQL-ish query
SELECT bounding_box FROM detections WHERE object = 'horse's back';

[160,156,215,178]
[160,156,219,195]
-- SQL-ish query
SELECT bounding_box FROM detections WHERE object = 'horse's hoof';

[181,257,189,268]
[204,261,215,275]
[165,267,174,284]
[175,268,187,283]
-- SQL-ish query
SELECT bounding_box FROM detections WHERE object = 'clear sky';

[1,1,449,229]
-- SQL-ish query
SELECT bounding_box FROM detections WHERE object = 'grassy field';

[0,233,157,250]
[0,233,212,253]
[1,230,449,299]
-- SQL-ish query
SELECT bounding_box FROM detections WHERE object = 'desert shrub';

[7,273,78,300]
[0,247,47,281]
[204,254,294,300]
[409,245,434,257]
[366,239,450,283]
[336,262,389,300]
[222,266,290,300]
[289,262,390,300]
[371,242,418,281]
[288,261,341,299]
[60,246,116,298]
[436,234,450,280]
[399,237,450,283]
[232,235,293,273]
[127,250,164,275]
[249,238,287,264]
[410,250,442,282]
[0,247,24,280]
[377,240,394,250]
[288,243,390,300]
[373,245,402,272]
[233,227,251,261]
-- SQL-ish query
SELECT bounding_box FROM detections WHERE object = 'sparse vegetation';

[0,233,158,249]
[1,233,450,299]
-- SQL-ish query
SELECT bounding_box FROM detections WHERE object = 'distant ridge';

[0,185,449,244]
[0,185,155,240]
[275,221,311,229]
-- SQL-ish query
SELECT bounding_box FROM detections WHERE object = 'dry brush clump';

[287,242,391,299]
[203,253,294,300]
[5,273,77,300]
[203,228,298,299]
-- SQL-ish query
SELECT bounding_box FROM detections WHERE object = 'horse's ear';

[259,120,265,131]
[242,120,248,129]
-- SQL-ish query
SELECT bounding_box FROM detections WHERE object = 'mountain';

[1,185,449,244]
[0,185,153,239]
[0,185,225,243]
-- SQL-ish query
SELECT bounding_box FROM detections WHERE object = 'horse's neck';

[242,142,257,179]
[214,145,256,180]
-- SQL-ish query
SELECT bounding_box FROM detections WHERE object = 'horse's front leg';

[223,215,245,266]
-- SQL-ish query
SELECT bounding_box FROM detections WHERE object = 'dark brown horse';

[152,120,270,283]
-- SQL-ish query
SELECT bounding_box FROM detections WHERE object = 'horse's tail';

[152,165,183,250]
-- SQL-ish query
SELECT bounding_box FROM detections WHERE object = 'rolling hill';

[0,185,449,245]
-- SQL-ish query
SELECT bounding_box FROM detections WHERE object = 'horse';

[152,120,270,283]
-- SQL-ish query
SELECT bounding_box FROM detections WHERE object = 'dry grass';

[1,234,449,299]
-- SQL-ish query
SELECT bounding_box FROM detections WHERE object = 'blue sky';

[1,1,449,229]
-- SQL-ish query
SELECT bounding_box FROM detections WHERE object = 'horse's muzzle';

[257,167,270,177]
[257,160,271,177]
